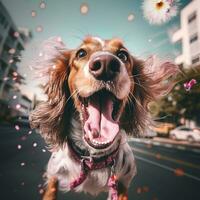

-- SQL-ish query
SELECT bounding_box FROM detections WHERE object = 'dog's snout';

[89,54,120,81]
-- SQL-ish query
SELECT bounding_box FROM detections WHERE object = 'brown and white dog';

[29,36,177,200]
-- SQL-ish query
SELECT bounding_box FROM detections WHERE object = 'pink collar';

[67,138,120,190]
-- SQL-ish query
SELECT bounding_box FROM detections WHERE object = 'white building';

[0,2,32,119]
[172,0,200,68]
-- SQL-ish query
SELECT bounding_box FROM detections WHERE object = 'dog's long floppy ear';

[29,37,73,149]
[121,56,178,136]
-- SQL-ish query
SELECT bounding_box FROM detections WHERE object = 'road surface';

[0,125,200,200]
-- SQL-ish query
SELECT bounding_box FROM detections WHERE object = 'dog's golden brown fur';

[30,36,177,200]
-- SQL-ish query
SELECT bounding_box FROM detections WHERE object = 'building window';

[189,33,198,44]
[188,12,197,23]
[192,54,200,64]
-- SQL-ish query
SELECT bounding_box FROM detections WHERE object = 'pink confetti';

[39,189,44,194]
[21,136,27,141]
[128,13,135,21]
[184,79,197,91]
[16,104,21,109]
[13,72,18,76]
[14,32,19,38]
[31,10,37,17]
[33,142,37,147]
[15,125,20,131]
[8,48,16,54]
[40,1,46,9]
[17,144,22,150]
[56,37,62,43]
[36,25,43,32]
[80,3,89,14]
[9,59,14,64]
[20,162,25,166]
[3,77,9,81]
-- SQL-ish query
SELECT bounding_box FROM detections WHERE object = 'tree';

[151,65,200,125]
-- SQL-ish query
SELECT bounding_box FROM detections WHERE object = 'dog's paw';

[43,177,58,200]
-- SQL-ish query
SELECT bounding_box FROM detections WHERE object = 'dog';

[29,36,177,200]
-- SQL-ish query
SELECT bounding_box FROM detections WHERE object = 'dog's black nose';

[89,54,120,81]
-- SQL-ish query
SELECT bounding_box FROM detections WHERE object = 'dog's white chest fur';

[46,132,136,196]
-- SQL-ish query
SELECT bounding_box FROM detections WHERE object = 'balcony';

[172,29,183,43]
[174,54,184,65]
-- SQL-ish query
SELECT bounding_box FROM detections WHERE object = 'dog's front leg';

[43,177,58,200]
[107,181,128,200]
[117,181,128,200]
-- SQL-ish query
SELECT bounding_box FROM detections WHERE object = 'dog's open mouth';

[78,89,122,149]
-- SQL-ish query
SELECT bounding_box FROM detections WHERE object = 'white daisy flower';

[142,0,179,25]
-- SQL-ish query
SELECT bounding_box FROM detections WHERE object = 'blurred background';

[0,0,200,199]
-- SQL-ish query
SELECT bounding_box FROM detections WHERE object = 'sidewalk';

[130,137,200,153]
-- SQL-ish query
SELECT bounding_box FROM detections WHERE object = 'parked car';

[169,126,200,143]
[152,122,175,137]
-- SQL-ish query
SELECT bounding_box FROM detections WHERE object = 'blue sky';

[2,0,191,99]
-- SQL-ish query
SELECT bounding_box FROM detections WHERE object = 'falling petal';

[17,144,22,150]
[39,52,43,57]
[16,104,21,109]
[40,1,46,9]
[184,79,197,91]
[42,149,46,152]
[156,153,161,159]
[20,162,25,166]
[3,77,9,81]
[28,130,32,135]
[9,59,14,64]
[128,13,135,21]
[8,48,16,54]
[15,125,20,131]
[36,25,43,32]
[39,189,44,194]
[174,168,184,176]
[136,187,142,194]
[21,136,27,141]
[80,3,89,15]
[33,142,37,147]
[21,182,25,186]
[148,38,152,42]
[31,10,37,17]
[52,65,56,69]
[13,72,18,76]
[38,184,42,188]
[14,32,19,38]
[13,95,17,99]
[56,37,62,43]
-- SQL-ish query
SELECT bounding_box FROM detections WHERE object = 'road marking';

[177,146,186,150]
[152,142,160,146]
[132,147,200,170]
[130,138,200,154]
[135,155,200,182]
[164,144,173,148]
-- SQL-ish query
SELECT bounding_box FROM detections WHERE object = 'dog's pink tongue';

[84,95,119,142]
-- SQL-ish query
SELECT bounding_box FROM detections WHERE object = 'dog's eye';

[76,49,87,59]
[117,50,128,62]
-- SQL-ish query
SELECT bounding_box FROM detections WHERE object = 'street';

[0,125,200,200]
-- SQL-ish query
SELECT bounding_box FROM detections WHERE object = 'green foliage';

[153,65,200,124]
